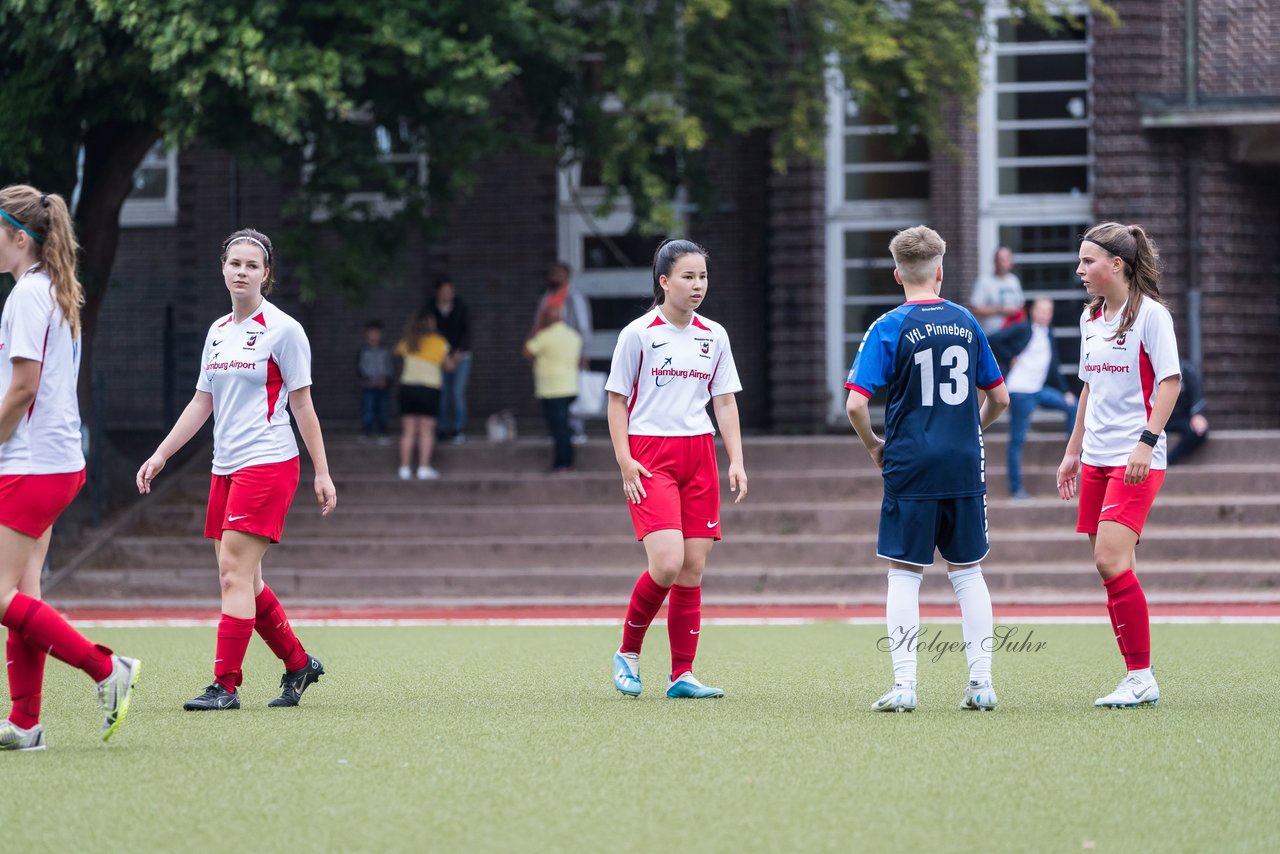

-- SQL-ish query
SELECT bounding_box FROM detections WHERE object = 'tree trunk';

[74,123,160,417]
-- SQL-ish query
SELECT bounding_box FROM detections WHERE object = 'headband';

[226,235,270,261]
[0,209,43,243]
[1082,237,1134,267]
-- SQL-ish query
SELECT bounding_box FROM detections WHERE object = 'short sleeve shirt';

[0,268,84,474]
[846,299,1004,499]
[971,273,1025,334]
[605,308,741,436]
[197,300,311,475]
[1078,298,1180,469]
[397,334,448,388]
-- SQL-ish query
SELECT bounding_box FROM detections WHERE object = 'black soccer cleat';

[268,655,325,708]
[183,683,240,711]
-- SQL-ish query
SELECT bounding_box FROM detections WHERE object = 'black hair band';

[1082,237,1134,267]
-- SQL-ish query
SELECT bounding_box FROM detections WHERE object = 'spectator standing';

[431,275,471,444]
[971,246,1026,335]
[395,313,450,480]
[357,320,394,444]
[989,298,1078,501]
[523,304,582,473]
[535,262,593,443]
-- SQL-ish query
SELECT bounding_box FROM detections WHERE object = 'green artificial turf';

[3,623,1277,853]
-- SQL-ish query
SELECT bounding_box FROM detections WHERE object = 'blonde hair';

[220,228,275,295]
[1081,222,1164,341]
[0,184,83,337]
[889,226,946,286]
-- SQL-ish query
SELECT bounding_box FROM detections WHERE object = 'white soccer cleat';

[613,650,641,696]
[872,682,917,713]
[960,680,998,711]
[0,720,46,751]
[1095,670,1160,708]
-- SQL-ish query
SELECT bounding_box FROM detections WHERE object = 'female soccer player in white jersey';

[1056,222,1180,708]
[137,228,336,711]
[0,185,139,751]
[606,239,747,699]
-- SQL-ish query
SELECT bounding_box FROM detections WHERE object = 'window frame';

[120,146,179,228]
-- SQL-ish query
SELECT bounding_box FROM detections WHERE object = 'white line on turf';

[69,615,1280,628]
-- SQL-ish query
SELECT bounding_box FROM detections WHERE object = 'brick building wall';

[1092,0,1280,428]
[930,101,980,304]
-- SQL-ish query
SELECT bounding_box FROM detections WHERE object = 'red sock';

[214,614,256,693]
[0,593,112,683]
[667,584,702,678]
[254,585,308,672]
[620,571,670,654]
[6,629,46,729]
[1104,569,1151,670]
[1105,600,1126,658]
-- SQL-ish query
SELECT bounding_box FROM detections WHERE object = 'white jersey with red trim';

[1078,297,1180,469]
[605,307,742,436]
[197,300,312,475]
[0,268,84,475]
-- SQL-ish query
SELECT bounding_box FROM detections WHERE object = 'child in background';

[396,313,451,480]
[357,320,394,445]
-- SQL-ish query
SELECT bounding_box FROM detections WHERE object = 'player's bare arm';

[978,382,1010,431]
[288,386,337,516]
[1057,373,1091,501]
[1125,374,1181,486]
[0,358,40,446]
[607,390,650,504]
[137,391,214,494]
[712,393,748,503]
[845,389,885,471]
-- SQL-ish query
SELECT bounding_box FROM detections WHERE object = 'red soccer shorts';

[204,457,300,544]
[1076,463,1166,538]
[626,434,721,541]
[0,470,86,538]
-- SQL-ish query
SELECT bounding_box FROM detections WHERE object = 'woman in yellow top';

[396,312,451,480]
[523,304,582,473]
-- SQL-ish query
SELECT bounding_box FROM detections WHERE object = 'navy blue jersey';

[846,299,1004,499]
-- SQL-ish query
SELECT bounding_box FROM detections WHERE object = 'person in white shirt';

[1056,222,1181,709]
[606,239,747,700]
[970,246,1026,335]
[989,298,1077,500]
[137,228,336,712]
[0,184,139,751]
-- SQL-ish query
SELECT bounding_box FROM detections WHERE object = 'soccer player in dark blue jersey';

[846,226,1009,713]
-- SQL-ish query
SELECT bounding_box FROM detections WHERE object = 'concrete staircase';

[50,431,1280,607]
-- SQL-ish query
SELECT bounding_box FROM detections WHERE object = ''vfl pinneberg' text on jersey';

[846,299,1004,499]
[606,308,742,436]
[1077,298,1180,469]
[198,300,312,474]
[0,269,84,475]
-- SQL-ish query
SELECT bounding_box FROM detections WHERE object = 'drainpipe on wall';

[1184,0,1202,371]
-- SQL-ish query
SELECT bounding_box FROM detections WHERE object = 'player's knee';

[1092,548,1127,577]
[675,561,705,587]
[648,557,682,587]
[217,556,252,593]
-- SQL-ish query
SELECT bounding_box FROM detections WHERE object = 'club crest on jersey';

[244,333,259,348]
[1114,332,1127,347]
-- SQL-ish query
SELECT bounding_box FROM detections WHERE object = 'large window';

[979,5,1093,388]
[825,82,930,420]
[120,143,178,227]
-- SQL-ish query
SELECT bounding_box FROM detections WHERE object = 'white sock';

[886,569,922,685]
[949,564,993,683]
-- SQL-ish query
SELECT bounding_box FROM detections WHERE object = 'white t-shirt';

[197,300,312,475]
[971,273,1025,334]
[0,268,84,475]
[1078,298,1180,468]
[1005,324,1052,394]
[606,307,742,436]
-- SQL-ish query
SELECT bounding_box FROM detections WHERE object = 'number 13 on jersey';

[913,346,970,406]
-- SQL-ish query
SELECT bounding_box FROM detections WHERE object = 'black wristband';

[1139,430,1159,447]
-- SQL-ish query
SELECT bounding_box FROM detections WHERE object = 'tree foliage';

[0,0,1113,312]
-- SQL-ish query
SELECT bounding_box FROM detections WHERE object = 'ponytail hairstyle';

[401,311,435,352]
[650,238,709,309]
[1081,221,1164,341]
[0,184,84,337]
[220,228,275,295]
